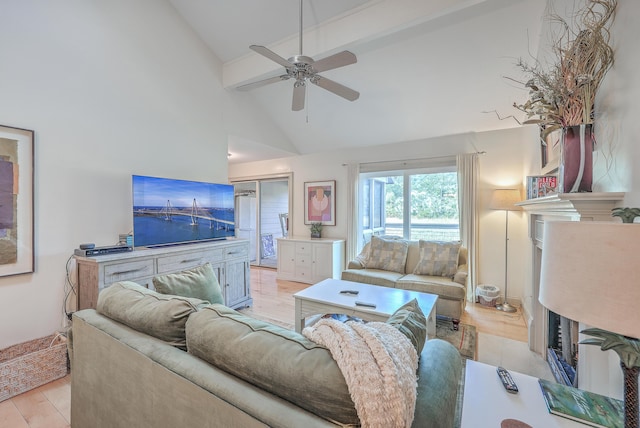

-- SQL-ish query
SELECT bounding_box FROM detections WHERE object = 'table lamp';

[489,188,521,312]
[539,221,640,428]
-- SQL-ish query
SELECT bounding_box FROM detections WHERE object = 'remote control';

[340,290,359,295]
[497,367,518,394]
[355,301,376,308]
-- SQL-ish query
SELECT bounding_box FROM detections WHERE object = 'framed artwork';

[541,127,561,175]
[304,180,335,226]
[0,124,34,276]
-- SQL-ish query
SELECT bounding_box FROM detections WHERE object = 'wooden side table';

[461,360,583,427]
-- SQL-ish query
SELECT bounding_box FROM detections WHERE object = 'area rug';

[435,318,476,360]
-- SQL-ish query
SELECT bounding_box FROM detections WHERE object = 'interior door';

[233,175,291,268]
[258,179,289,268]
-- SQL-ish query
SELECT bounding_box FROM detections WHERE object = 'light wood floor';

[1,267,528,427]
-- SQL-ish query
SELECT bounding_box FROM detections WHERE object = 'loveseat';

[71,280,462,428]
[341,237,468,327]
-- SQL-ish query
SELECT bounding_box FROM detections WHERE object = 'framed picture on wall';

[0,124,34,276]
[304,180,336,226]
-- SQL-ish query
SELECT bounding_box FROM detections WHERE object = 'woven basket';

[0,333,68,402]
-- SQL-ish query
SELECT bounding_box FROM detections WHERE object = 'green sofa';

[71,281,462,428]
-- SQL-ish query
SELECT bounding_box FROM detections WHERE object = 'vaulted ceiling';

[169,0,547,163]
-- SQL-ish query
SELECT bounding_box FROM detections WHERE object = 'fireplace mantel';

[518,191,624,395]
[516,192,625,220]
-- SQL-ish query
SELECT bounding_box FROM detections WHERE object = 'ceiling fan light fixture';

[237,0,359,111]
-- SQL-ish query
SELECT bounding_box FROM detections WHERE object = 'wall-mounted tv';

[132,175,235,248]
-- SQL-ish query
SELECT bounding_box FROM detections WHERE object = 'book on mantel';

[538,379,624,428]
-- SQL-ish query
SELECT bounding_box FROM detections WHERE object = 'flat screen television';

[132,175,235,248]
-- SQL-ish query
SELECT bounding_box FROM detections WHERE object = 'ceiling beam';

[222,0,491,89]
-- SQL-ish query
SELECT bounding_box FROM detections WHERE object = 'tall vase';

[558,124,594,193]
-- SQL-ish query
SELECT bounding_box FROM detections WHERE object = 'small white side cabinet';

[75,239,251,310]
[276,237,345,284]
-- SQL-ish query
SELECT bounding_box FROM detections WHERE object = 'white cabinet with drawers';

[276,237,345,284]
[75,239,251,310]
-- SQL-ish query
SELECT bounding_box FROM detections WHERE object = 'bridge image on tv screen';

[132,175,235,248]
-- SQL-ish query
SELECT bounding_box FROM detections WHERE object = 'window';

[359,167,459,248]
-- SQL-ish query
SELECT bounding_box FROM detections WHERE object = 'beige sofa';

[71,281,462,428]
[342,238,468,328]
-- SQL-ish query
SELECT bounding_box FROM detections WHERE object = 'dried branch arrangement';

[511,0,617,137]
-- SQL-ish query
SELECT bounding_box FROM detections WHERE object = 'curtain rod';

[342,151,485,167]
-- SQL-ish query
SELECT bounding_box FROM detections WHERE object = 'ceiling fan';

[237,0,359,111]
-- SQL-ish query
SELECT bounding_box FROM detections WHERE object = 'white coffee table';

[293,278,437,336]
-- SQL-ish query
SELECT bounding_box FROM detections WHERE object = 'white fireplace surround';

[517,192,625,396]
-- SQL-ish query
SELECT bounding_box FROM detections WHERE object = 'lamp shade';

[539,221,640,340]
[489,189,521,211]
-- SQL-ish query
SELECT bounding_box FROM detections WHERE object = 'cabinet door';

[224,259,250,308]
[277,241,296,278]
[208,261,225,303]
[311,243,334,282]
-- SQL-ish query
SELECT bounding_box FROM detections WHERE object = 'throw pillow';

[364,235,409,273]
[413,240,461,277]
[96,281,207,348]
[386,299,427,355]
[152,262,224,305]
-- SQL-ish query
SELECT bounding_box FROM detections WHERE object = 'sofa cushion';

[397,274,467,300]
[412,240,461,277]
[364,236,409,273]
[186,305,359,426]
[386,298,427,355]
[341,268,403,288]
[96,281,207,348]
[152,262,224,305]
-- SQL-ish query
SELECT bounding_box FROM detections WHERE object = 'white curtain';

[457,153,479,302]
[345,162,360,261]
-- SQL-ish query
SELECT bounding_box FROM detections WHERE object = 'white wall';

[229,127,538,303]
[0,0,229,348]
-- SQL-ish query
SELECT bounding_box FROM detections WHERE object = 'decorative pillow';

[413,240,461,277]
[186,305,358,425]
[153,263,224,305]
[386,299,427,355]
[364,236,409,273]
[96,281,207,348]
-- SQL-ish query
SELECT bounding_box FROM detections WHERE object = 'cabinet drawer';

[295,242,311,255]
[157,250,220,274]
[224,245,248,260]
[296,267,312,281]
[295,254,311,268]
[104,259,154,284]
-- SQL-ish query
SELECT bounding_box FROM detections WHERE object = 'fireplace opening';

[547,310,579,386]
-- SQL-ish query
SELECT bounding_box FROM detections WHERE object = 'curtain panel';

[456,153,479,302]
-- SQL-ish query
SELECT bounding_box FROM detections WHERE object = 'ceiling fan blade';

[236,75,290,91]
[250,45,292,69]
[311,76,359,102]
[292,81,306,111]
[312,51,357,73]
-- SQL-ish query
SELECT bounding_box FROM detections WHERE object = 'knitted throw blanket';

[303,319,418,428]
